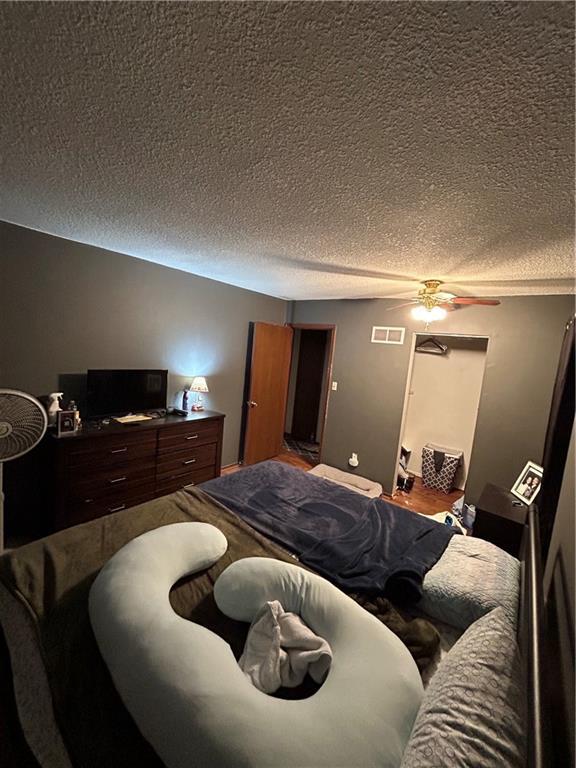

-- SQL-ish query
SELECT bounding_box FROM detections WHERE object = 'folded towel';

[239,600,332,694]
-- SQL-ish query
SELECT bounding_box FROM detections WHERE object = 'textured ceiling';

[0,1,574,300]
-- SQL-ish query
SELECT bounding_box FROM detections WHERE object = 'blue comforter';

[200,461,454,603]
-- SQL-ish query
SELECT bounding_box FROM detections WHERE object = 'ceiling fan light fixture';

[411,305,447,323]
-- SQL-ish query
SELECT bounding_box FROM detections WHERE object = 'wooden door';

[243,322,293,465]
[291,330,328,442]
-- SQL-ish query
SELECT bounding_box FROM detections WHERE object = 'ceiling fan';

[389,279,501,323]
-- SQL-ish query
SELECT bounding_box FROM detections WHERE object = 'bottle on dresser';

[67,400,82,431]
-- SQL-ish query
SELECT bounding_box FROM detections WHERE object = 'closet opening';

[394,333,489,517]
[284,325,335,466]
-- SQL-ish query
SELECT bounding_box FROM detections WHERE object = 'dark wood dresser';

[50,411,224,530]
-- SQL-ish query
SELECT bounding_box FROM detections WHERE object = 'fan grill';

[0,390,48,462]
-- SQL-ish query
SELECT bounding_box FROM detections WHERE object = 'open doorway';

[284,325,335,466]
[394,333,489,515]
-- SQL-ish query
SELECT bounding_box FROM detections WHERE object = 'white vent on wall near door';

[371,326,405,345]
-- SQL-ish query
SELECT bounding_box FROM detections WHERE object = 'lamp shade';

[411,305,447,323]
[190,376,209,393]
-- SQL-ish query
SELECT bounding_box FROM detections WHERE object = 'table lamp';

[190,376,209,411]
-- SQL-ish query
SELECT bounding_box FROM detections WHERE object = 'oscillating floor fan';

[0,390,48,551]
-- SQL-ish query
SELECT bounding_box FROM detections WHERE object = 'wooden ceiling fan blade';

[434,291,456,302]
[450,297,501,306]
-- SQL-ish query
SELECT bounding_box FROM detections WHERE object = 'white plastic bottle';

[47,392,64,425]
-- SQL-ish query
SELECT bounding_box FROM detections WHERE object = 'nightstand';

[473,483,528,557]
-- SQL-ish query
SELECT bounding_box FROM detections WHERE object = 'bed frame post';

[521,504,548,768]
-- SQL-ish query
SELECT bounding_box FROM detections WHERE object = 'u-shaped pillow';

[89,523,423,768]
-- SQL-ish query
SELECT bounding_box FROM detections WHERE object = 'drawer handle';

[182,458,197,466]
[110,447,128,454]
[109,504,126,513]
[109,476,127,484]
[185,434,199,440]
[83,498,94,504]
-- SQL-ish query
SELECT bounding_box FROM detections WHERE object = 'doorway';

[241,322,335,468]
[395,333,489,513]
[284,326,335,465]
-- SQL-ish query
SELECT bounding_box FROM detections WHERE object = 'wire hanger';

[415,336,448,355]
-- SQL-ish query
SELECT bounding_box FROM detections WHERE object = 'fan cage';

[0,389,48,462]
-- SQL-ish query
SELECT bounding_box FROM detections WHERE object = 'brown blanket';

[0,488,439,768]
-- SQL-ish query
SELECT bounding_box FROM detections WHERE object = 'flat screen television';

[86,369,168,418]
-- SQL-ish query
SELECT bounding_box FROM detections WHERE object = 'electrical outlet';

[331,381,338,391]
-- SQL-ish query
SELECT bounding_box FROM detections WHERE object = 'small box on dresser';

[50,411,224,530]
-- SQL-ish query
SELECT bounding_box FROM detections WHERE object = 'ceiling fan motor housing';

[418,280,444,308]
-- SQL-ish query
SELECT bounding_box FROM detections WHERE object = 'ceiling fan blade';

[450,297,501,306]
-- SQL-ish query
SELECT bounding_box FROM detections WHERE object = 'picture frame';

[57,409,77,436]
[511,460,544,504]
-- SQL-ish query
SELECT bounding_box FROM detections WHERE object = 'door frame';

[392,331,491,495]
[288,323,336,462]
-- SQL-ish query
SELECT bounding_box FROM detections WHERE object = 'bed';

[0,460,544,768]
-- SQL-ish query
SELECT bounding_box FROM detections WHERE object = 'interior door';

[291,330,327,442]
[243,322,293,465]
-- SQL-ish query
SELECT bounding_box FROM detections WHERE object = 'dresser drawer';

[69,461,156,501]
[158,421,219,455]
[67,432,157,470]
[51,412,224,530]
[67,483,157,525]
[157,443,217,479]
[156,465,216,496]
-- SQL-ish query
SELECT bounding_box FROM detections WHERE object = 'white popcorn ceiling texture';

[0,2,574,300]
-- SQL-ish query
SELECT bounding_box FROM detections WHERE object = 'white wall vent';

[371,326,405,345]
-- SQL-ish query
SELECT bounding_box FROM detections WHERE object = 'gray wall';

[1,219,572,494]
[0,222,287,466]
[292,296,574,502]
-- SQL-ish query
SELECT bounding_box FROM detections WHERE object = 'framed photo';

[57,410,76,436]
[511,460,543,504]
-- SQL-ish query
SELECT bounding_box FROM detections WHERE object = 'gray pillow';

[419,535,520,630]
[400,607,525,768]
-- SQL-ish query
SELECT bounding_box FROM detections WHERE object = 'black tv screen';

[86,369,168,418]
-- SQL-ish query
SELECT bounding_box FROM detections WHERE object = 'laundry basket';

[421,443,463,494]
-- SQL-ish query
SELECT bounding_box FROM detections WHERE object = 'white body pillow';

[90,523,423,768]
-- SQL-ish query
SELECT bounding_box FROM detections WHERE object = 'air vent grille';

[371,326,405,345]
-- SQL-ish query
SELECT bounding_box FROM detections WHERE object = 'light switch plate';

[331,381,338,391]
